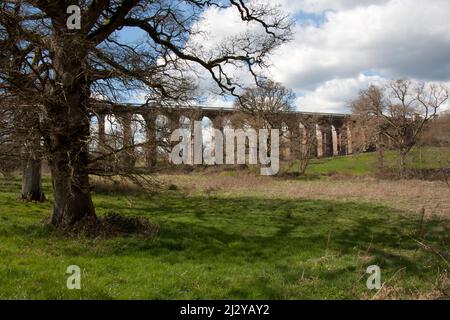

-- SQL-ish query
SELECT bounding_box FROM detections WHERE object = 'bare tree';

[0,1,292,228]
[19,112,45,202]
[351,80,449,177]
[235,80,295,115]
[233,80,318,175]
[292,115,318,175]
[351,85,387,169]
[420,113,450,188]
[233,79,294,154]
[235,80,317,175]
[0,96,45,201]
[0,100,22,177]
[421,113,450,147]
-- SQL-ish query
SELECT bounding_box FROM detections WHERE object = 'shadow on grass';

[3,192,448,282]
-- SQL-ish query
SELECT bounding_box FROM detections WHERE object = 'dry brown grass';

[362,270,449,300]
[159,172,450,218]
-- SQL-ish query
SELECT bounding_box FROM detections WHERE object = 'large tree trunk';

[44,36,96,227]
[46,98,96,227]
[21,157,45,202]
[48,148,95,226]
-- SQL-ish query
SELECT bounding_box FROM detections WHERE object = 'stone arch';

[201,116,215,165]
[88,113,102,153]
[130,113,146,167]
[155,114,171,159]
[140,111,158,169]
[279,121,292,161]
[116,113,138,168]
[104,113,121,150]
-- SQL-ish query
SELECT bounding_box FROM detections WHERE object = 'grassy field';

[290,147,450,176]
[0,172,448,299]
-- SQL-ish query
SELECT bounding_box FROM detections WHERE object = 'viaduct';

[91,102,354,168]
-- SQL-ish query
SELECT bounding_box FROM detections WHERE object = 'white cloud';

[296,74,384,113]
[189,0,450,113]
[202,96,234,109]
[277,0,389,14]
[272,0,450,88]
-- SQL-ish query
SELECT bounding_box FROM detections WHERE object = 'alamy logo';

[66,265,81,290]
[366,265,381,290]
[170,122,280,176]
[67,5,81,30]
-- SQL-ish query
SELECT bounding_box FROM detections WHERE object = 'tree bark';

[46,101,96,227]
[48,149,95,226]
[44,36,96,227]
[21,157,45,202]
[46,101,96,226]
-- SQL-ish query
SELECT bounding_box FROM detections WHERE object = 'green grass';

[290,147,450,176]
[307,153,375,176]
[0,176,448,299]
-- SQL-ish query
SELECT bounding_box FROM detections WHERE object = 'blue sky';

[118,27,146,42]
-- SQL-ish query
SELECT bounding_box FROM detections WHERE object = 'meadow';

[0,150,448,299]
[292,146,450,176]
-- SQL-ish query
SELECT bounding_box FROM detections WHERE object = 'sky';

[122,0,450,114]
[268,0,450,113]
